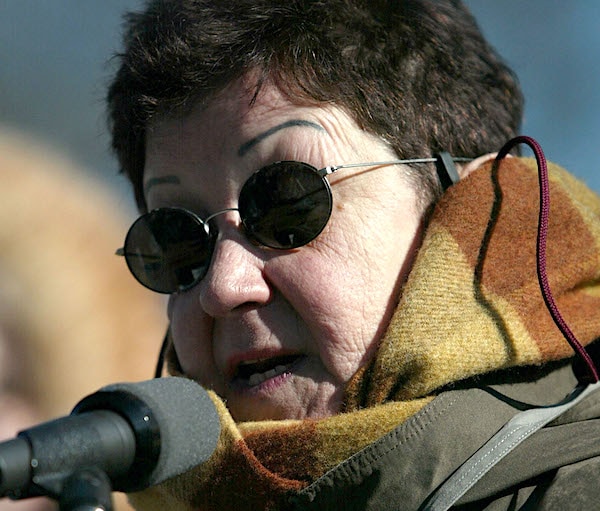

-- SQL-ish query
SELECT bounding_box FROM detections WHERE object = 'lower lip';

[231,355,306,394]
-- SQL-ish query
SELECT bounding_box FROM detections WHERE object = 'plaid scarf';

[129,156,600,511]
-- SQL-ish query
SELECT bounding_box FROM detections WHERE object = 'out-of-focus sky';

[465,1,600,191]
[1,1,599,213]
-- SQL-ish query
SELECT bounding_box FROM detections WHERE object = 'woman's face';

[144,79,425,421]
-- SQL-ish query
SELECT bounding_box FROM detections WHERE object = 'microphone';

[0,377,220,501]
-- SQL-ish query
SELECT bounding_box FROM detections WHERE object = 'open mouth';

[235,354,303,387]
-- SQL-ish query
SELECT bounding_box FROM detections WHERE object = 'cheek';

[269,193,419,379]
[265,246,378,381]
[167,293,217,384]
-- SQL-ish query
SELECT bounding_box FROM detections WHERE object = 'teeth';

[239,358,267,366]
[248,365,289,387]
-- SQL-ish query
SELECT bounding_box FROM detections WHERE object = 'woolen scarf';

[128,156,600,511]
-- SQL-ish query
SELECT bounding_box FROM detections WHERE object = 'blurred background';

[1,6,169,511]
[1,1,599,204]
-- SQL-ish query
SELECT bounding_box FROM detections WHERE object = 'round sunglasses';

[117,155,469,293]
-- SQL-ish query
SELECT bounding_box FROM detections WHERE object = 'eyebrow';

[144,175,180,196]
[237,119,326,157]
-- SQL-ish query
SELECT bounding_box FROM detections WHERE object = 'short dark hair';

[107,0,523,210]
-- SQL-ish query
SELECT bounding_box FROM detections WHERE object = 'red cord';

[495,136,599,383]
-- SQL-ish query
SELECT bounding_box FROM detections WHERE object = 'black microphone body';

[0,377,220,501]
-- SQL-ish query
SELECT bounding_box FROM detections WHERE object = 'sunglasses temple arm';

[319,156,473,177]
[154,328,170,378]
[320,159,435,176]
[318,157,473,190]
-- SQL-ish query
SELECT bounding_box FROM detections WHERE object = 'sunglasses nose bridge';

[204,207,240,225]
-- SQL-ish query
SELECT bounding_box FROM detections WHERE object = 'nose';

[197,226,271,316]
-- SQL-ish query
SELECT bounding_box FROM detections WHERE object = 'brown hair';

[107,0,523,209]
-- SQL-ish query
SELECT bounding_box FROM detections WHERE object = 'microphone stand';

[58,467,113,511]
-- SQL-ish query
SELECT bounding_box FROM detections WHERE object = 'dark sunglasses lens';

[123,208,214,293]
[238,162,332,249]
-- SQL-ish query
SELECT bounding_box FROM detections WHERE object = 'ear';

[458,152,502,180]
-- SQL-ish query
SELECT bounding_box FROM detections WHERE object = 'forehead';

[144,85,323,181]
[144,77,362,176]
[148,78,301,141]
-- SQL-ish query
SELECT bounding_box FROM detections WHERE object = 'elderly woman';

[108,1,600,509]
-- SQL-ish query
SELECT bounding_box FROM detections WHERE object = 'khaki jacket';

[288,362,600,510]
